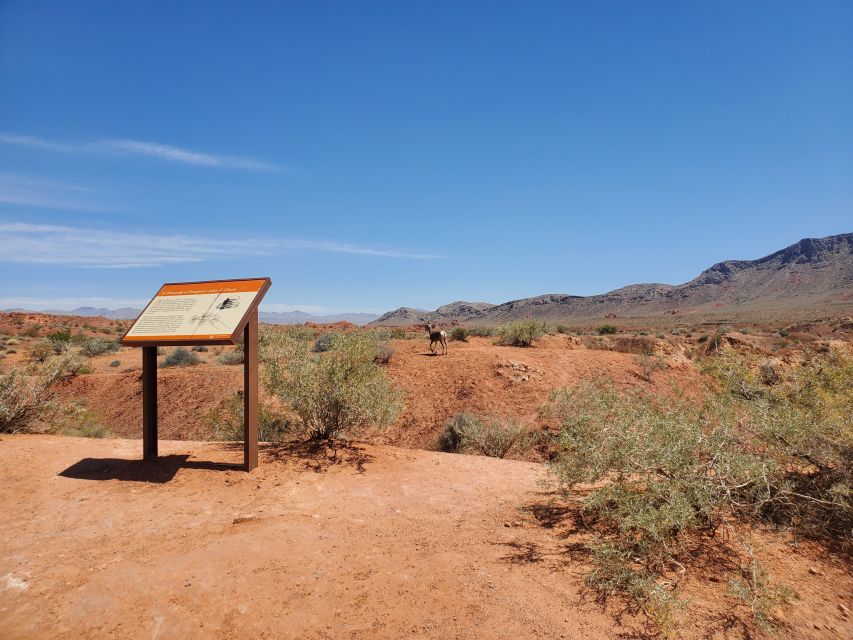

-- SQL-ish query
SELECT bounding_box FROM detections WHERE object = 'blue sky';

[1,1,851,314]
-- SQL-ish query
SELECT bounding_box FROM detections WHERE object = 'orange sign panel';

[121,278,270,345]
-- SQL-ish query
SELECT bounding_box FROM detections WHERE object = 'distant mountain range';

[370,232,853,326]
[2,306,381,326]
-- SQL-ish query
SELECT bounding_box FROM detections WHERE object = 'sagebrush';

[261,329,401,440]
[439,413,531,458]
[497,319,546,347]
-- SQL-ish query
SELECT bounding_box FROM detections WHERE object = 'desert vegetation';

[543,348,852,633]
[496,319,547,347]
[438,413,532,458]
[260,328,401,441]
[0,351,86,433]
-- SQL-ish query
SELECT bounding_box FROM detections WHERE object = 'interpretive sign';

[121,278,271,471]
[121,278,271,346]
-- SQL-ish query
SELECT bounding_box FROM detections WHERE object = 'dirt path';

[1,435,849,639]
[0,435,624,639]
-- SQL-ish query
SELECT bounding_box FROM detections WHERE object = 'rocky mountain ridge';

[369,233,853,326]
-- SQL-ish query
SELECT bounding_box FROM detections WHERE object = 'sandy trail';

[2,436,850,639]
[0,435,625,639]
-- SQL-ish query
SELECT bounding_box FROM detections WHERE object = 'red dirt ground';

[49,334,704,449]
[0,436,849,639]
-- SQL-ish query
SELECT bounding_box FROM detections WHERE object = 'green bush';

[80,338,119,358]
[261,329,401,441]
[373,341,394,365]
[59,407,112,438]
[449,327,468,342]
[0,352,85,433]
[205,391,292,443]
[496,319,546,347]
[439,413,531,458]
[546,350,853,633]
[217,349,244,365]
[634,352,666,382]
[312,332,338,353]
[46,329,71,343]
[596,324,617,335]
[109,360,121,367]
[545,381,784,632]
[191,345,209,352]
[160,348,200,368]
[705,350,852,542]
[28,339,58,362]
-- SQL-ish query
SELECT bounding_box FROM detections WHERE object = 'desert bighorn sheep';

[424,323,448,355]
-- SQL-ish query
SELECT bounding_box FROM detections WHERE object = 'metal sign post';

[121,278,271,472]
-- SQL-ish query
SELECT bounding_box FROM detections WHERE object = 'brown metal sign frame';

[120,277,271,471]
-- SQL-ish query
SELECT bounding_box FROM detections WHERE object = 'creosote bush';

[449,327,468,342]
[496,319,546,347]
[217,349,244,365]
[547,349,852,633]
[261,329,401,441]
[373,341,394,365]
[80,338,119,358]
[204,391,292,443]
[160,347,201,368]
[545,381,782,632]
[439,413,531,458]
[596,324,618,335]
[312,332,338,353]
[1,352,85,433]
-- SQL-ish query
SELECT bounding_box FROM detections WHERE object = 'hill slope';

[370,233,853,325]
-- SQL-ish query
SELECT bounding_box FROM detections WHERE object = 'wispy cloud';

[0,133,282,171]
[0,222,442,268]
[0,173,111,212]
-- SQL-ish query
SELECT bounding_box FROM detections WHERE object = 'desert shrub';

[160,347,200,368]
[312,332,338,353]
[22,326,41,338]
[109,360,121,367]
[466,326,495,338]
[261,329,401,441]
[204,391,292,443]
[548,350,853,632]
[545,381,781,631]
[634,352,666,381]
[449,327,468,342]
[596,324,618,335]
[496,319,546,347]
[5,338,20,346]
[710,350,853,543]
[555,324,572,335]
[697,335,709,343]
[80,338,119,358]
[28,339,57,362]
[728,546,796,633]
[439,413,531,458]
[373,341,394,365]
[705,332,726,352]
[0,352,85,433]
[191,345,209,352]
[59,407,112,438]
[217,349,244,365]
[46,329,71,344]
